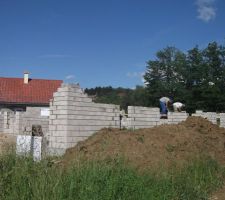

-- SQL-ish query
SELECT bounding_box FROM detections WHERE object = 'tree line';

[85,41,225,113]
[85,86,148,111]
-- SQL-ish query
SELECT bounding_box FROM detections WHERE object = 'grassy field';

[0,153,224,200]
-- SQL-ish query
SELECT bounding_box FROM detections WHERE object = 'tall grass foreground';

[0,153,224,200]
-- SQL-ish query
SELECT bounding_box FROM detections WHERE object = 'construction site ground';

[64,117,225,170]
[1,116,225,199]
[63,116,225,199]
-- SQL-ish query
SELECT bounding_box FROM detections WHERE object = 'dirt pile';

[63,117,225,170]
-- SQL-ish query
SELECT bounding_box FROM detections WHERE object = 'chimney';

[24,71,29,84]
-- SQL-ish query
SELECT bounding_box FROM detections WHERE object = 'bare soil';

[63,116,225,171]
[210,186,225,200]
[0,133,16,154]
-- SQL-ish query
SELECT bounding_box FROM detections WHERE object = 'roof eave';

[0,101,49,106]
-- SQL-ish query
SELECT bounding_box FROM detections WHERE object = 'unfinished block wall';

[127,106,160,129]
[0,113,3,132]
[167,112,189,124]
[48,84,120,155]
[2,112,16,134]
[18,107,49,135]
[127,106,188,129]
[192,110,218,125]
[1,108,49,136]
[219,113,225,128]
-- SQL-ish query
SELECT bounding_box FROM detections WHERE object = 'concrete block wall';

[192,110,218,125]
[1,108,49,136]
[219,113,225,128]
[2,112,15,134]
[127,106,188,129]
[127,106,160,129]
[48,83,120,155]
[19,107,49,135]
[167,112,189,124]
[0,112,4,132]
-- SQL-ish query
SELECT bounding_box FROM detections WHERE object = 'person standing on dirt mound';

[159,97,173,119]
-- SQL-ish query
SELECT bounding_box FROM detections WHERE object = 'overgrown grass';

[0,153,224,200]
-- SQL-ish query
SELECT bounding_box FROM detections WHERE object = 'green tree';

[185,46,205,112]
[144,47,187,106]
[200,42,225,111]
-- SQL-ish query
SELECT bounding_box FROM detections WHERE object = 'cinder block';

[53,101,71,106]
[49,136,58,142]
[128,109,160,115]
[55,137,68,143]
[128,113,160,118]
[56,125,108,132]
[52,110,68,115]
[220,113,225,117]
[49,125,57,131]
[54,91,87,98]
[128,106,159,112]
[93,103,120,109]
[57,87,78,93]
[63,119,117,126]
[67,130,95,137]
[51,142,68,149]
[132,117,160,122]
[47,148,66,156]
[64,110,119,117]
[56,114,115,121]
[53,96,93,103]
[196,110,203,114]
[132,121,157,126]
[67,136,88,144]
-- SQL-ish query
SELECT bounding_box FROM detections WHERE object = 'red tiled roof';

[0,77,62,105]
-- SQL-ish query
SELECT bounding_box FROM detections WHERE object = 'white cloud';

[65,75,75,80]
[196,0,216,22]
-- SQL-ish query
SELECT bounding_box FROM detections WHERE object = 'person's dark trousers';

[159,101,168,114]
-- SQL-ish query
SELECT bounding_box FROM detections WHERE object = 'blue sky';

[0,0,224,89]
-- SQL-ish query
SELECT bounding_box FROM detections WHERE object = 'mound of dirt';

[63,117,225,170]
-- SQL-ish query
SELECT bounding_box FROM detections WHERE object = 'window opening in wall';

[32,125,43,137]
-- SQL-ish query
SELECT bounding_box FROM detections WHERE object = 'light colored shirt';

[173,102,183,108]
[173,102,184,111]
[159,97,170,103]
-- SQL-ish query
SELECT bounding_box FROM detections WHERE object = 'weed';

[137,135,144,143]
[166,144,176,152]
